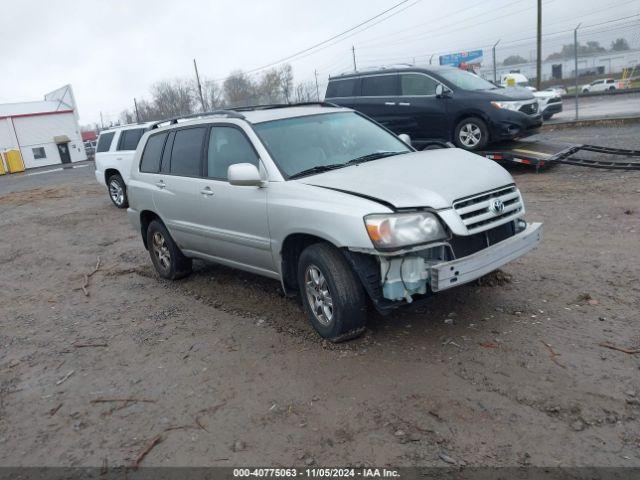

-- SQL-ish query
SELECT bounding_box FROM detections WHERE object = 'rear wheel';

[107,173,128,209]
[297,243,367,342]
[453,117,488,151]
[146,220,192,280]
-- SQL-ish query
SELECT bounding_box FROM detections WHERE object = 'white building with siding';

[0,85,86,169]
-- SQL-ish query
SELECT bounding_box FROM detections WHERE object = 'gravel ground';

[0,125,639,468]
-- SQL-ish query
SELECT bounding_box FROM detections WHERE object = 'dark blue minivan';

[325,66,542,151]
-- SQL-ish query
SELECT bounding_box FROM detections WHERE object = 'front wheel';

[297,243,367,342]
[453,117,489,150]
[107,173,128,209]
[542,112,553,120]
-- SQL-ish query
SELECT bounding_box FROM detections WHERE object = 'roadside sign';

[439,50,484,67]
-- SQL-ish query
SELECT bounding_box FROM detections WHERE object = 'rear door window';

[96,132,115,152]
[361,74,399,96]
[117,128,146,151]
[169,127,206,177]
[326,78,359,97]
[400,73,438,96]
[139,133,167,173]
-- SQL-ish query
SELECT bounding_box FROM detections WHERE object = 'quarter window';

[96,132,115,152]
[140,133,167,173]
[401,74,439,96]
[361,74,398,96]
[32,147,47,159]
[118,128,146,151]
[169,127,206,176]
[207,127,259,179]
[326,78,358,98]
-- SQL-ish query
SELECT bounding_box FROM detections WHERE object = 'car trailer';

[479,139,640,171]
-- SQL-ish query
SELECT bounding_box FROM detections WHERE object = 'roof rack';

[150,110,245,129]
[232,101,339,112]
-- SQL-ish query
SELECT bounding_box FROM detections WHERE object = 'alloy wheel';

[304,264,334,326]
[152,232,171,271]
[459,123,482,148]
[109,180,125,206]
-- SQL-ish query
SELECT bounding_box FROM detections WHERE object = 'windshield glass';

[253,112,411,178]
[439,69,497,91]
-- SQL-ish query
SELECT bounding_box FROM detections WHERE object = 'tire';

[542,112,553,121]
[453,117,489,151]
[107,173,128,209]
[608,86,615,91]
[146,220,192,280]
[582,89,589,93]
[297,243,367,342]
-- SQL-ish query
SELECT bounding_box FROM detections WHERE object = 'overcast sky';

[2,0,638,126]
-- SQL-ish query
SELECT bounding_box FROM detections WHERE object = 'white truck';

[94,122,155,208]
[500,73,563,120]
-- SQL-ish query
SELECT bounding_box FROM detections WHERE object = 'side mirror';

[398,133,412,146]
[435,84,451,98]
[228,163,263,187]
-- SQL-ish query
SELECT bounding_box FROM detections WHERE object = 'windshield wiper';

[347,151,405,165]
[288,164,346,179]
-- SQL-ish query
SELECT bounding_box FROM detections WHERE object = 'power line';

[233,0,415,77]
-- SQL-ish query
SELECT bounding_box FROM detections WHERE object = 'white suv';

[94,122,155,208]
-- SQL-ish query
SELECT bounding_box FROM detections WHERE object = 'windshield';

[253,112,411,178]
[439,69,497,91]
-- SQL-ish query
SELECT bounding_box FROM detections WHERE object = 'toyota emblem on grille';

[490,198,505,214]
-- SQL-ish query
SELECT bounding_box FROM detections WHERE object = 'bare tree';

[294,81,316,103]
[150,79,196,118]
[224,70,256,106]
[202,79,224,110]
[256,68,284,104]
[119,109,135,125]
[278,65,294,103]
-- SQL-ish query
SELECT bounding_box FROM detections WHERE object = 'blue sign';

[439,49,484,67]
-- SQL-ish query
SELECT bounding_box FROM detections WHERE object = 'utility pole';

[314,70,320,101]
[133,98,140,123]
[574,23,581,120]
[492,39,501,83]
[193,58,207,112]
[352,46,357,72]
[536,0,542,90]
[100,111,104,130]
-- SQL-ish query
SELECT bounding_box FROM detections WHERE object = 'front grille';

[519,102,538,115]
[449,221,516,258]
[453,185,523,234]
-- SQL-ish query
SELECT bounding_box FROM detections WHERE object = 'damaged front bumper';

[430,222,542,292]
[344,222,542,314]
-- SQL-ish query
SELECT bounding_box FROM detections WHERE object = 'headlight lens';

[364,212,447,250]
[491,100,525,111]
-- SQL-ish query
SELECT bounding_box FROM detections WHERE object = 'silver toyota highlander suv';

[127,103,542,342]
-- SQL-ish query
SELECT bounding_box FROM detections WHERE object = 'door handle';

[398,102,411,106]
[155,180,166,189]
[116,157,123,161]
[200,187,214,196]
[384,102,396,106]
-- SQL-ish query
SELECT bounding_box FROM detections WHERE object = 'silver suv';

[127,103,542,341]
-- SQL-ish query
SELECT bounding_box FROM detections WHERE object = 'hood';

[533,90,557,100]
[482,86,536,101]
[297,149,514,210]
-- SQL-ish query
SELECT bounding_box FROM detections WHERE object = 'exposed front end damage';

[343,219,542,315]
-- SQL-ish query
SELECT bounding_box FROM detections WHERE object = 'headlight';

[364,212,447,250]
[491,100,526,111]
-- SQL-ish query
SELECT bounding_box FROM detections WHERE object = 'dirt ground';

[0,125,639,468]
